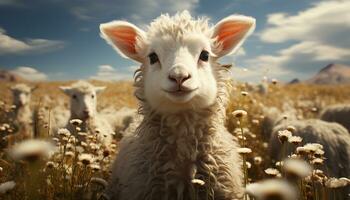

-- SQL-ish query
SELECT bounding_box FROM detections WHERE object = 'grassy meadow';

[0,80,349,199]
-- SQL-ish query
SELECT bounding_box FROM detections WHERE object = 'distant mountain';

[0,70,25,82]
[306,63,350,84]
[289,78,300,84]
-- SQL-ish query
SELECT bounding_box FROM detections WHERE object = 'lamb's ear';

[211,15,255,57]
[95,86,106,94]
[59,86,72,95]
[100,21,146,63]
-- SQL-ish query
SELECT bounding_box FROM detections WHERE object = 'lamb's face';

[100,11,255,114]
[60,82,105,120]
[70,90,97,119]
[11,84,33,107]
[142,33,218,113]
[12,90,31,107]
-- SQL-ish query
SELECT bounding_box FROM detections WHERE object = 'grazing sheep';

[269,119,350,199]
[100,11,255,200]
[60,81,114,146]
[320,104,350,133]
[8,84,35,140]
[261,107,297,140]
[266,109,350,178]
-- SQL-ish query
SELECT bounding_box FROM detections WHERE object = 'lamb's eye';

[148,52,159,65]
[91,94,95,99]
[72,94,77,99]
[199,50,209,62]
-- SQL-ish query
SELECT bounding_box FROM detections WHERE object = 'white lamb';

[100,11,255,200]
[9,84,35,140]
[60,81,114,146]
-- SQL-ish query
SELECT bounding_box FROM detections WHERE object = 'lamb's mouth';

[162,87,198,96]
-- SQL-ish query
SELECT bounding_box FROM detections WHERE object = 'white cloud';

[11,66,47,81]
[280,41,350,61]
[90,65,133,81]
[244,41,350,81]
[260,1,350,47]
[0,28,65,55]
[252,41,350,68]
[235,48,246,57]
[248,1,350,82]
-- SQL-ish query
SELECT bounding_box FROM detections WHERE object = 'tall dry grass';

[0,80,349,199]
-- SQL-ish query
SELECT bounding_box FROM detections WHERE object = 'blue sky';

[0,0,349,82]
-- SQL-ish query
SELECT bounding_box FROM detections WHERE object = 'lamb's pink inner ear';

[212,16,255,57]
[101,21,145,62]
[216,22,250,50]
[104,26,138,55]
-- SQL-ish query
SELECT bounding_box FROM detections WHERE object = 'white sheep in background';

[320,104,350,133]
[35,95,70,136]
[269,119,350,200]
[50,98,70,132]
[60,81,114,146]
[261,107,297,140]
[100,106,138,137]
[100,10,255,200]
[119,113,143,138]
[8,84,35,140]
[265,108,350,179]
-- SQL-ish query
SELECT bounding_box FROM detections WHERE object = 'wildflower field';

[0,80,349,200]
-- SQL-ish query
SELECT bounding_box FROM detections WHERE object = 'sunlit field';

[0,80,349,199]
[1,0,350,199]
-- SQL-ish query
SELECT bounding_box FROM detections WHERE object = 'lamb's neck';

[142,104,225,154]
[136,105,226,184]
[14,104,31,122]
[143,99,226,133]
